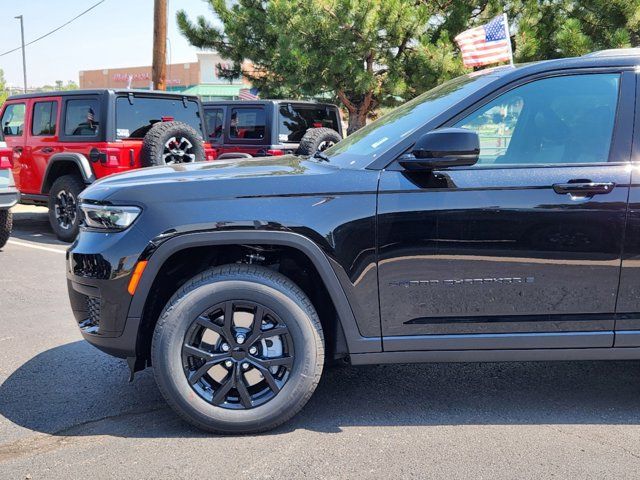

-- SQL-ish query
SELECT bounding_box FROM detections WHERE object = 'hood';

[80,155,357,203]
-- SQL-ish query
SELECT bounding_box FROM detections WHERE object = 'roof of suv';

[202,99,339,107]
[7,89,200,101]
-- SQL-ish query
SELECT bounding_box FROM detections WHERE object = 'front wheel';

[151,264,325,434]
[48,174,84,242]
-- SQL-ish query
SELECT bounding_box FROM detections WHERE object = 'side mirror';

[399,128,480,171]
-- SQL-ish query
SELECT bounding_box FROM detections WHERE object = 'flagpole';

[503,13,514,66]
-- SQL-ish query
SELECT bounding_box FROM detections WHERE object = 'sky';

[0,0,217,88]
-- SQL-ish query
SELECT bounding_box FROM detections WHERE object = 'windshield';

[322,71,502,168]
[115,96,202,139]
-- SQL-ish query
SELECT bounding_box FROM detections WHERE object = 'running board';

[349,347,640,365]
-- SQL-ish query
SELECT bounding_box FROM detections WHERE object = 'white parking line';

[6,239,67,254]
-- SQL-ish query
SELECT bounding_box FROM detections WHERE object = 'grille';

[72,254,112,280]
[85,296,101,330]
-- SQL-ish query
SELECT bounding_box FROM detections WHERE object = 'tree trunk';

[347,109,368,135]
[152,0,167,90]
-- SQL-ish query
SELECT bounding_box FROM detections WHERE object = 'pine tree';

[177,0,471,134]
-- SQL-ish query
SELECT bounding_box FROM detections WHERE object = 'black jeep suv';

[203,100,343,159]
[68,49,640,434]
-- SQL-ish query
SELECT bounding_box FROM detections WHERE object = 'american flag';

[455,15,512,68]
[238,88,260,100]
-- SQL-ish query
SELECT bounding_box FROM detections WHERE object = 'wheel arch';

[128,230,380,367]
[41,153,94,194]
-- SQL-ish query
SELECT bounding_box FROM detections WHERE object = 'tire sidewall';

[141,121,205,167]
[0,209,11,248]
[152,277,322,433]
[296,127,342,156]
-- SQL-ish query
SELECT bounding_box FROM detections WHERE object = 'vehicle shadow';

[2,341,640,439]
[9,206,68,247]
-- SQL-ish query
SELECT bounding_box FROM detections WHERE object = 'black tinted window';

[116,97,202,138]
[204,108,224,140]
[230,107,265,140]
[65,99,100,137]
[278,104,340,142]
[456,74,620,166]
[1,103,26,136]
[32,101,58,136]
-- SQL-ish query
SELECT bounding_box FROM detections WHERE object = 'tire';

[48,174,84,242]
[296,127,342,156]
[140,121,205,167]
[0,209,12,249]
[151,264,325,434]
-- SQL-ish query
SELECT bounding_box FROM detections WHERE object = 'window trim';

[1,102,27,137]
[30,100,59,137]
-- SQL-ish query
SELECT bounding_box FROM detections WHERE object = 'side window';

[204,108,224,140]
[455,74,620,166]
[31,101,59,136]
[64,99,100,137]
[230,107,265,140]
[1,103,26,136]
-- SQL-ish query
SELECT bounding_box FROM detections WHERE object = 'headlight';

[80,204,141,231]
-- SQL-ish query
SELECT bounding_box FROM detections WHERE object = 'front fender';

[128,230,382,354]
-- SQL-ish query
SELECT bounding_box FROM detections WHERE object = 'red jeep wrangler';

[1,89,216,241]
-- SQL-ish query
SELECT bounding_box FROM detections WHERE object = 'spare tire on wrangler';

[296,127,342,156]
[140,121,206,167]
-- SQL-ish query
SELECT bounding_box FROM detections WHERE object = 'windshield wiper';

[313,150,330,162]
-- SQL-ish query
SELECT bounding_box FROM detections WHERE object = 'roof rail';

[583,48,640,58]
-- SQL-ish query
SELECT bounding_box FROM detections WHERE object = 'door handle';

[41,147,54,153]
[552,181,615,196]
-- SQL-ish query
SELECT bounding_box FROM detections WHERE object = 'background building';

[79,52,250,100]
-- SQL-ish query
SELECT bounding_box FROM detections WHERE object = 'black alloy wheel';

[182,300,294,410]
[54,189,77,231]
[151,264,324,434]
[48,174,85,242]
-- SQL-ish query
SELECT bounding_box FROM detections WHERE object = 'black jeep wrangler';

[203,100,343,159]
[67,49,640,434]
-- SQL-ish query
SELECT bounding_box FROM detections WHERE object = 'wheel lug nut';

[236,334,246,344]
[224,360,233,368]
[221,343,230,352]
[249,346,257,355]
[242,362,250,370]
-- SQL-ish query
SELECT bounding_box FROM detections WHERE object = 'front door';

[0,102,28,192]
[378,71,634,351]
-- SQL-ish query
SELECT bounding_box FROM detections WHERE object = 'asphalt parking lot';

[3,206,640,479]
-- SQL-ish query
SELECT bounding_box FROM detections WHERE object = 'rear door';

[222,105,269,156]
[203,106,225,152]
[25,97,62,193]
[377,70,635,351]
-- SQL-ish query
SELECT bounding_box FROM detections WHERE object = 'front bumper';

[66,227,150,359]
